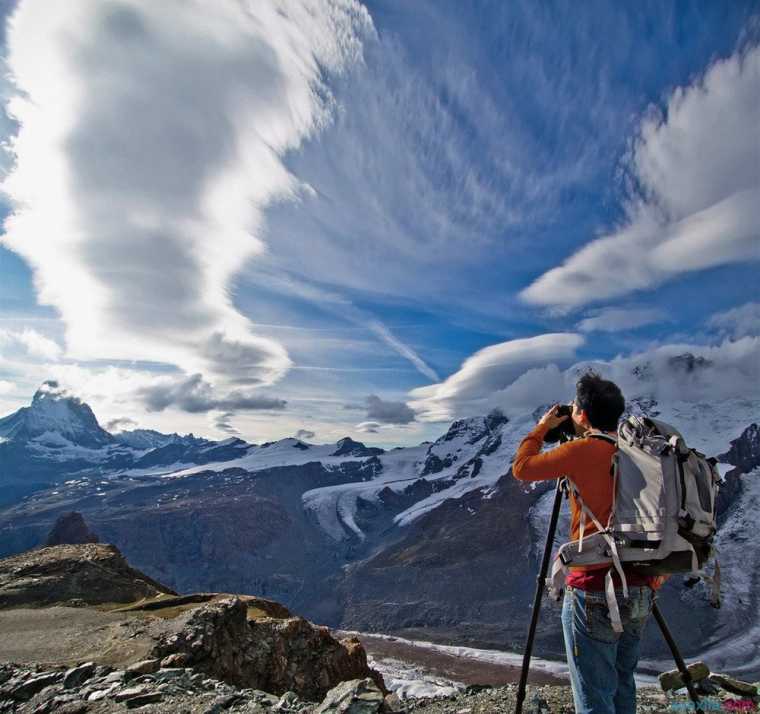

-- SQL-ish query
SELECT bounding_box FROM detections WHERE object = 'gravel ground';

[405,683,759,713]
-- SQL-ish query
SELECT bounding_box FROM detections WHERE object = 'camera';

[543,403,576,443]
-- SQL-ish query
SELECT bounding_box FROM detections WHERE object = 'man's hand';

[538,404,569,429]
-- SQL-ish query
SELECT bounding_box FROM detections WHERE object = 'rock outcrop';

[0,543,175,608]
[719,423,760,473]
[45,512,99,546]
[151,596,386,701]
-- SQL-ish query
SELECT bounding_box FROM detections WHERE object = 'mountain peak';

[332,437,384,457]
[0,382,113,448]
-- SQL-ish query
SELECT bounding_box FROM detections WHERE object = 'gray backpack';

[548,415,720,631]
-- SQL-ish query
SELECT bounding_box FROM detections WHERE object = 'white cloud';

[1,0,371,390]
[408,333,584,422]
[577,307,666,333]
[594,336,760,405]
[138,373,287,413]
[0,379,14,395]
[364,393,415,424]
[707,302,760,339]
[105,416,137,432]
[356,421,381,433]
[521,46,760,309]
[213,411,239,437]
[0,327,62,360]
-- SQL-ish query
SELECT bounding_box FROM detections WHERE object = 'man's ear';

[574,408,591,432]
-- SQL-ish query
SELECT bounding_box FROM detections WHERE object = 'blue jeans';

[561,585,654,714]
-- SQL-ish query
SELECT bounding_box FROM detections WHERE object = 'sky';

[0,0,758,446]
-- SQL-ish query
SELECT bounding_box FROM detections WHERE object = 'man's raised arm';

[512,407,579,482]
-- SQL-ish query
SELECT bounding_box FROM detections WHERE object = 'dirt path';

[0,606,163,668]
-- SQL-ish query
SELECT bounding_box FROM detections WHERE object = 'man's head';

[572,371,625,433]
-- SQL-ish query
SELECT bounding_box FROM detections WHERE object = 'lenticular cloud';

[1,0,372,387]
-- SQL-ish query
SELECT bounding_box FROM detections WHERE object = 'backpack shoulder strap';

[586,430,618,446]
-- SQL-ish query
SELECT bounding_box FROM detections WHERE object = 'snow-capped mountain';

[0,381,113,448]
[111,428,209,451]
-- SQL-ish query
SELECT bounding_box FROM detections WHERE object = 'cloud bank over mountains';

[409,332,760,424]
[521,46,760,310]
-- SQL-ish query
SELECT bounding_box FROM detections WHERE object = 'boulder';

[658,661,710,691]
[314,678,385,713]
[126,658,161,677]
[708,673,758,697]
[151,596,386,701]
[63,662,96,689]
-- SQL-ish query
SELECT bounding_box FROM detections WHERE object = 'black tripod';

[514,477,705,714]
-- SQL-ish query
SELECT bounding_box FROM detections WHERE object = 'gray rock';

[251,689,280,706]
[103,670,126,684]
[126,659,161,677]
[125,691,164,708]
[708,673,758,696]
[87,688,114,702]
[274,691,304,712]
[46,701,89,714]
[659,661,710,691]
[154,668,190,682]
[382,693,406,713]
[10,672,62,701]
[113,685,151,701]
[63,662,96,689]
[161,653,191,668]
[202,693,244,713]
[314,678,385,714]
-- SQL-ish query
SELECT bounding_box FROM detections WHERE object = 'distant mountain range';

[1,369,759,677]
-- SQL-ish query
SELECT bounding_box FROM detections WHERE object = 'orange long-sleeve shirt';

[513,421,659,590]
[512,421,616,541]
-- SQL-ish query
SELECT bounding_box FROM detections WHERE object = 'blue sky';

[0,0,758,444]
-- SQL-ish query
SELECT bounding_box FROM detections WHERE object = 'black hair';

[575,371,625,432]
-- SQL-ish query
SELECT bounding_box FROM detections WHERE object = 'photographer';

[512,372,657,714]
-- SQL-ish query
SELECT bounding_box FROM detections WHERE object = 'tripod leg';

[515,478,564,714]
[651,602,704,714]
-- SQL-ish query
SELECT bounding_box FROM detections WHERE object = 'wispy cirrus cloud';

[1,0,372,398]
[521,45,760,310]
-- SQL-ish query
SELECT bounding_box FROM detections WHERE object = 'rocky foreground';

[1,542,758,713]
[3,661,759,713]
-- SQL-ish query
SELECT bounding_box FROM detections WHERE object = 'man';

[512,371,656,714]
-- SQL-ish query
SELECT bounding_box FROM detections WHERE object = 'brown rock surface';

[151,596,386,701]
[0,543,176,608]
